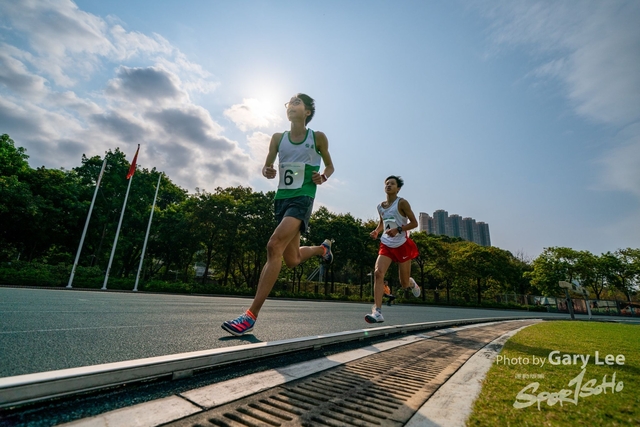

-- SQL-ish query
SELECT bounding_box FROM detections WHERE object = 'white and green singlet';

[275,129,322,200]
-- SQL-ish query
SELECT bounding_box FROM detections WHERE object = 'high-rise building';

[472,221,481,245]
[460,218,469,241]
[418,212,434,234]
[418,209,491,247]
[462,217,478,244]
[448,214,462,238]
[433,209,449,236]
[477,222,491,247]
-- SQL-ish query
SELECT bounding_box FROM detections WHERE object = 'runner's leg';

[374,255,392,309]
[282,232,324,268]
[249,217,302,316]
[398,260,412,289]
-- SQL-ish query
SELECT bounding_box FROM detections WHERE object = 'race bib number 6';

[278,162,305,190]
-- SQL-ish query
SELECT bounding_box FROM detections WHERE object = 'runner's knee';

[266,237,286,258]
[283,255,301,269]
[374,270,385,282]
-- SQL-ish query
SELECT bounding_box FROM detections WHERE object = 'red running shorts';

[378,238,419,263]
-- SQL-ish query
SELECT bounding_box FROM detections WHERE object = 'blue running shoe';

[221,310,256,336]
[321,239,333,264]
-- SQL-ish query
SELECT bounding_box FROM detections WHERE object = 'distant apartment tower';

[461,217,480,244]
[432,209,449,236]
[419,210,491,247]
[477,222,491,247]
[448,214,462,238]
[418,212,434,234]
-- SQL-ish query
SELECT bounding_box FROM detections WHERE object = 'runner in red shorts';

[366,175,421,323]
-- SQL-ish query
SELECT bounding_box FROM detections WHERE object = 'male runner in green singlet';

[222,93,335,336]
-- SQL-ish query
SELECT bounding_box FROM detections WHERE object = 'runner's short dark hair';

[385,175,404,188]
[297,93,315,124]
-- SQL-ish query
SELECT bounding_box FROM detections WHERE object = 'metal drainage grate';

[168,321,536,427]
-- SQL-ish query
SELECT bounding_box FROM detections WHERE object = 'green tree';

[453,243,511,304]
[0,175,36,260]
[606,249,640,304]
[22,167,85,263]
[232,190,275,289]
[186,190,234,286]
[120,172,189,281]
[70,149,189,280]
[432,238,457,303]
[411,233,453,300]
[148,200,199,281]
[527,247,581,296]
[307,206,339,293]
[573,251,607,300]
[72,149,134,270]
[0,134,35,260]
[0,134,30,177]
[356,218,380,298]
[509,251,533,296]
[326,213,368,293]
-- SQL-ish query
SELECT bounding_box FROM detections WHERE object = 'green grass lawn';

[467,321,640,427]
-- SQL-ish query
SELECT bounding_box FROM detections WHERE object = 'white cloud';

[0,1,216,96]
[105,66,186,105]
[156,54,219,95]
[0,0,114,86]
[109,25,173,61]
[246,131,271,164]
[0,44,48,99]
[244,131,273,184]
[0,1,248,193]
[224,98,283,132]
[45,90,102,115]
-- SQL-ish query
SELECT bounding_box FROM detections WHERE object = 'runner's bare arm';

[262,133,281,179]
[398,199,418,231]
[312,131,334,185]
[370,215,384,239]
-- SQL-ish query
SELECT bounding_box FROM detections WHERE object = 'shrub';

[0,261,66,286]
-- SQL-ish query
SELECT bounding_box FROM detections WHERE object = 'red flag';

[126,145,140,179]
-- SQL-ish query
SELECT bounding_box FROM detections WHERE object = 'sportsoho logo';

[494,351,626,410]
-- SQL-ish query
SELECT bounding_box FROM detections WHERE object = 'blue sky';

[1,0,638,259]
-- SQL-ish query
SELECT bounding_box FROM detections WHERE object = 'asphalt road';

[0,287,579,378]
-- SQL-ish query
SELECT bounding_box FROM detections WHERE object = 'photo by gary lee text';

[496,351,625,370]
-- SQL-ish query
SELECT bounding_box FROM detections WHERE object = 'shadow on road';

[218,335,262,344]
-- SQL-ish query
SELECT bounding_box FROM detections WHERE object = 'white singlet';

[377,198,408,248]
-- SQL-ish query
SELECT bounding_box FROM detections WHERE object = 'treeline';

[1,134,638,303]
[527,247,639,302]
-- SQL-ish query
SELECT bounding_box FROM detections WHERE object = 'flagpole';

[102,144,139,290]
[102,174,133,290]
[67,157,107,289]
[133,172,162,292]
